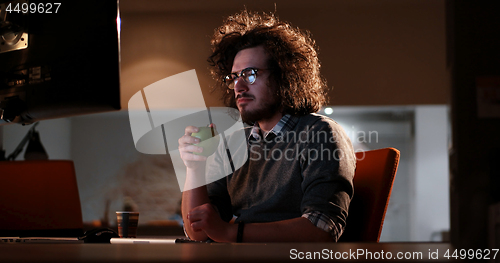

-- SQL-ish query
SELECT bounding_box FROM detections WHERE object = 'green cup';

[191,127,220,157]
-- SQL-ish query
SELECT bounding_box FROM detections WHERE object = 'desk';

[0,242,457,262]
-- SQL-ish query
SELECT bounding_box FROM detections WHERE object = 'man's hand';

[180,125,220,241]
[178,126,208,171]
[187,203,237,243]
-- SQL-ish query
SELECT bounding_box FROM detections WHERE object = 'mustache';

[236,93,254,100]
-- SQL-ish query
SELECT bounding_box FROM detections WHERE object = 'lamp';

[2,122,48,161]
[24,129,48,160]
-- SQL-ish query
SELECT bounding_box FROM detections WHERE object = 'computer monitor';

[0,0,121,125]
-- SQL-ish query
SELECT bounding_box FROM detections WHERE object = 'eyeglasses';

[223,67,266,90]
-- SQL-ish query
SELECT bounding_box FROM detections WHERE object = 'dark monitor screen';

[0,0,120,125]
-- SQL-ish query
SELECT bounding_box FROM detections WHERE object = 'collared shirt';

[249,114,296,141]
[248,114,343,240]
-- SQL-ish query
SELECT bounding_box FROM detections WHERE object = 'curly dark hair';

[208,10,328,116]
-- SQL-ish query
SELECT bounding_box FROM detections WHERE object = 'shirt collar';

[249,114,298,140]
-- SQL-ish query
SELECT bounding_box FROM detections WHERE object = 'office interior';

[0,0,498,249]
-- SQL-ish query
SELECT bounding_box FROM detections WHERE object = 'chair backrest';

[339,147,400,242]
[0,160,84,237]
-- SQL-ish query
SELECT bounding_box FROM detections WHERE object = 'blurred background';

[1,0,451,241]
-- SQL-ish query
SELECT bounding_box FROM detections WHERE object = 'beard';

[238,92,281,124]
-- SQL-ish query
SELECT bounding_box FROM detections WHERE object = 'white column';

[0,126,4,158]
[411,105,450,241]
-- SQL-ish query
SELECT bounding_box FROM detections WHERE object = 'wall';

[119,0,448,109]
[69,111,182,224]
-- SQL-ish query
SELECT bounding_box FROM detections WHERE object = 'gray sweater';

[206,113,355,234]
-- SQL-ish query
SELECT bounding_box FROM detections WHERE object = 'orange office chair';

[0,160,84,237]
[339,147,400,242]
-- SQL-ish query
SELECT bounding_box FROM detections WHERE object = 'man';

[179,10,355,242]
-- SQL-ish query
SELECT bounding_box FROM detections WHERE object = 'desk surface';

[0,242,458,262]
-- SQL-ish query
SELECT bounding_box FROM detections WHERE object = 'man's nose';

[233,78,249,94]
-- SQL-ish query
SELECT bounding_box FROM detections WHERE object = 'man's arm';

[179,126,212,241]
[181,185,211,241]
[186,204,332,242]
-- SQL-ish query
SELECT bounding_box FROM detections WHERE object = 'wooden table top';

[0,241,460,262]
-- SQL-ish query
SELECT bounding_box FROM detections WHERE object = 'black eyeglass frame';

[223,67,267,90]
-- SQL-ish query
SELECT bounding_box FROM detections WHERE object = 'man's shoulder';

[295,113,340,129]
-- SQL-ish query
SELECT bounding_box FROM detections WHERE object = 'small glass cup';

[116,211,139,238]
